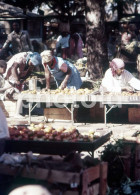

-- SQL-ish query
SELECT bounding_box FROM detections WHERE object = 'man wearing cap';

[41,50,82,90]
[100,58,140,93]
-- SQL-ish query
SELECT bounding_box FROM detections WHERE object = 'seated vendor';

[100,58,140,93]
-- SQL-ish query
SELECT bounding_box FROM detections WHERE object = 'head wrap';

[8,185,51,195]
[40,50,53,64]
[110,58,125,77]
[26,52,42,66]
[0,60,7,68]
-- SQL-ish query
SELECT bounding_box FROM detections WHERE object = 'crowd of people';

[1,20,140,195]
[0,21,140,117]
[0,22,84,118]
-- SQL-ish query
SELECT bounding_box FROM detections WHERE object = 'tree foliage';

[2,0,86,17]
[1,0,43,11]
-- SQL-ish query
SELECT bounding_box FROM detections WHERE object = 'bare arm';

[44,66,51,90]
[2,34,12,49]
[10,62,20,83]
[59,63,71,89]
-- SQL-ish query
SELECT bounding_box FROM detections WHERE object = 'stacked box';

[0,162,108,195]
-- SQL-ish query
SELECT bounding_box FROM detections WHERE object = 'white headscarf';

[41,50,53,64]
[110,58,125,76]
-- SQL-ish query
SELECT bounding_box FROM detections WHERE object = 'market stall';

[4,131,112,157]
[14,90,140,125]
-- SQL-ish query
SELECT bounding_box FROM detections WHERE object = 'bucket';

[28,79,37,90]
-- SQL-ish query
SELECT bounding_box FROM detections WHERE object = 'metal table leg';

[29,102,31,124]
[104,104,117,126]
[28,102,38,124]
[104,104,107,126]
[71,103,74,125]
[63,103,74,124]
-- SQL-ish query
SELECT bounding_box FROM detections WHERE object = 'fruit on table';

[8,123,99,142]
[21,88,93,95]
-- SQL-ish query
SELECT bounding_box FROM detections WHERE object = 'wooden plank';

[99,162,108,195]
[128,108,140,123]
[0,164,80,184]
[83,165,100,184]
[44,108,77,120]
[51,190,78,195]
[44,108,71,120]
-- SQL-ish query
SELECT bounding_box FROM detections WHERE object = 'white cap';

[8,185,51,195]
[41,50,53,64]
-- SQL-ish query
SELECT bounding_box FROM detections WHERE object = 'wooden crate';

[89,103,104,122]
[128,108,140,123]
[121,141,140,181]
[44,108,77,121]
[135,144,140,180]
[0,162,108,195]
[0,100,17,117]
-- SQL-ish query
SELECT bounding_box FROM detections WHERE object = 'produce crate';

[128,108,140,123]
[0,161,108,195]
[44,107,78,121]
[135,144,140,180]
[120,138,140,180]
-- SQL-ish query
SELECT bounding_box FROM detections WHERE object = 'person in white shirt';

[0,107,9,139]
[56,32,70,59]
[100,58,140,93]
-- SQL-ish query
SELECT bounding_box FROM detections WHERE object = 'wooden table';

[4,131,112,157]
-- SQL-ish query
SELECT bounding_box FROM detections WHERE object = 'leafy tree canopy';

[2,0,85,17]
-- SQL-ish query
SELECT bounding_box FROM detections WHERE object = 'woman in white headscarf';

[100,58,140,93]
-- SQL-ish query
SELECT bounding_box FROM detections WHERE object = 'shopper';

[56,31,70,59]
[2,22,32,55]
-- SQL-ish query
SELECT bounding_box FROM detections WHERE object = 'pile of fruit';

[104,91,140,96]
[8,124,99,142]
[21,88,93,95]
